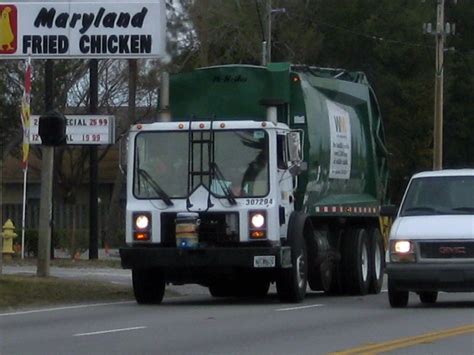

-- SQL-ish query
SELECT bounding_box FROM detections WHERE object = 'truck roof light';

[178,123,184,129]
[136,124,142,130]
[220,123,225,128]
[261,122,267,127]
[199,123,205,129]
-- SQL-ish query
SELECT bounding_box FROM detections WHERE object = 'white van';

[386,169,474,307]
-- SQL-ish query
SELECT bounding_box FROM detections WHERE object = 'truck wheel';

[342,227,370,295]
[132,268,166,304]
[276,212,308,303]
[388,277,409,308]
[307,229,333,293]
[368,228,385,294]
[419,291,438,304]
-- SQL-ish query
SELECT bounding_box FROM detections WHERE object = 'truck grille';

[161,212,239,247]
[419,241,474,259]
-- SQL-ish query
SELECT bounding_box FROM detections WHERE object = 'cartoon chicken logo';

[0,5,17,54]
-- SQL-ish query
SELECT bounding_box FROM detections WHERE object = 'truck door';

[277,133,294,239]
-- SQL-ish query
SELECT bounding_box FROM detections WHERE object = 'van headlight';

[390,240,416,262]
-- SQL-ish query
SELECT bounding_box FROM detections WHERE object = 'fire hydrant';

[1,219,18,260]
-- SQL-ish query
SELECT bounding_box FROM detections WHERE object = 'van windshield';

[400,176,474,216]
[133,129,269,199]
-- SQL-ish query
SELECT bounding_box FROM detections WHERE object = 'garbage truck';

[119,63,390,303]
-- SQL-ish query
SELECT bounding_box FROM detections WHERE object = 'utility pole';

[37,60,54,277]
[0,156,3,275]
[433,0,445,170]
[89,59,99,260]
[263,0,286,65]
[424,0,456,170]
[265,0,272,65]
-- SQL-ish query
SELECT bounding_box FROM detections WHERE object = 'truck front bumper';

[120,245,292,270]
[387,263,474,292]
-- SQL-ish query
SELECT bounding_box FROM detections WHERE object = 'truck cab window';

[277,134,287,169]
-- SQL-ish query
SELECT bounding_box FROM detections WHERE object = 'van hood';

[390,215,474,240]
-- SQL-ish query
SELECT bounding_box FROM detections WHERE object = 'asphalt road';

[1,267,473,355]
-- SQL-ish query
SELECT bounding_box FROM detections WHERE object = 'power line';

[317,21,434,50]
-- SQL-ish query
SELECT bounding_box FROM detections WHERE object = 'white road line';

[0,301,135,317]
[276,304,324,312]
[74,326,147,337]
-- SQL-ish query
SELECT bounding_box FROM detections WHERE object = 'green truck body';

[170,63,389,216]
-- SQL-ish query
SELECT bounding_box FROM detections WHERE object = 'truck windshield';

[133,129,269,199]
[400,176,474,216]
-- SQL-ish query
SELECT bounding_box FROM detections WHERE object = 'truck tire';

[419,291,438,304]
[276,212,308,303]
[368,227,385,294]
[388,277,409,308]
[307,229,332,293]
[132,268,166,304]
[342,227,370,295]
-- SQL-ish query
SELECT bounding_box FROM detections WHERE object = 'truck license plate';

[254,256,276,268]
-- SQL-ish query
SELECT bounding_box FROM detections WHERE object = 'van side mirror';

[380,204,398,217]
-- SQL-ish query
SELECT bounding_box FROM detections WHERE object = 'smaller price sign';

[30,115,115,145]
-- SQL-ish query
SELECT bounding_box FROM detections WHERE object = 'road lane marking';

[74,326,147,337]
[0,301,135,317]
[276,304,324,312]
[331,324,474,354]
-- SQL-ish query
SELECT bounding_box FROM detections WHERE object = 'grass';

[0,274,133,311]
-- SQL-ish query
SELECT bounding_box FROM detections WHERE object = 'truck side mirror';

[287,130,303,163]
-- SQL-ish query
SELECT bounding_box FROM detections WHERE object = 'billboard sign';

[0,1,166,59]
[30,115,116,145]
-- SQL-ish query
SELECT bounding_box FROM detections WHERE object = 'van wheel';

[368,228,385,294]
[132,268,166,304]
[276,212,308,303]
[342,227,370,295]
[419,291,438,304]
[388,277,409,308]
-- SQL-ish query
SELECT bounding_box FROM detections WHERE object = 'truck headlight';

[249,211,266,239]
[133,212,151,241]
[135,215,150,229]
[390,240,416,262]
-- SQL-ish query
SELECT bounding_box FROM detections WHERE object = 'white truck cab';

[386,169,474,307]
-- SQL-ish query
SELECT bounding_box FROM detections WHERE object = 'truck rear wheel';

[132,268,166,304]
[342,227,370,295]
[368,228,385,294]
[276,212,308,303]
